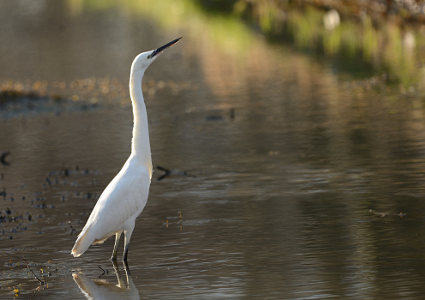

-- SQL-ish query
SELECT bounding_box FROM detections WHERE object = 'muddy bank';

[0,89,98,119]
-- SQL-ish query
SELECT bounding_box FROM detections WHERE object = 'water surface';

[1,1,425,299]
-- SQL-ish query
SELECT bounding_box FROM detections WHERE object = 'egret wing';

[87,162,150,241]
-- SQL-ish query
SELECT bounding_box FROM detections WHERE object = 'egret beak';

[148,37,182,59]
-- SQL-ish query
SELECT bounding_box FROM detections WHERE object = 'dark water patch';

[0,90,99,119]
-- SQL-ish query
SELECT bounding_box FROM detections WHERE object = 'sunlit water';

[2,1,425,299]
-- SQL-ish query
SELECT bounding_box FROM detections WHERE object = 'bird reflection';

[72,262,140,300]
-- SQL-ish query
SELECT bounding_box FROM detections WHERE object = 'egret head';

[131,37,181,73]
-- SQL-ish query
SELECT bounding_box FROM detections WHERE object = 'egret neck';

[129,68,152,179]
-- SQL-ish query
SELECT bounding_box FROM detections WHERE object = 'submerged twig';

[0,151,10,166]
[369,209,406,218]
[156,165,196,181]
[98,265,106,277]
[156,165,170,181]
[22,258,45,285]
[0,187,5,200]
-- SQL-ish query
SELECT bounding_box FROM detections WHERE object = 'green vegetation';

[193,0,425,86]
[66,0,425,87]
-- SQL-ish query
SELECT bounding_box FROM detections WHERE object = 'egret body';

[71,38,181,263]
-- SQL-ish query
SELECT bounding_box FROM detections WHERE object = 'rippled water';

[2,1,425,299]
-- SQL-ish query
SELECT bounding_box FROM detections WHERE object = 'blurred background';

[2,0,425,299]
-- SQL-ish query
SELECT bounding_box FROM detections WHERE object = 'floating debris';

[70,225,77,235]
[163,210,184,230]
[206,115,223,121]
[230,108,235,120]
[13,287,19,297]
[23,258,46,287]
[156,165,195,181]
[97,266,106,277]
[369,209,406,218]
[0,151,10,166]
[0,187,6,200]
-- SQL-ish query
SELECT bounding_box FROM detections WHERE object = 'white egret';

[71,37,181,264]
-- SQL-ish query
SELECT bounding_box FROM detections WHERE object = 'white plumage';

[71,38,181,263]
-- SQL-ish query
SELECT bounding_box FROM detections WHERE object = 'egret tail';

[71,225,94,257]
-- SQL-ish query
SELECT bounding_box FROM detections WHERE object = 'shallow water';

[2,1,425,299]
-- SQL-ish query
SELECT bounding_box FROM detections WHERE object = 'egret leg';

[111,232,122,261]
[122,225,135,264]
[111,260,126,288]
[123,259,130,274]
[123,261,131,288]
